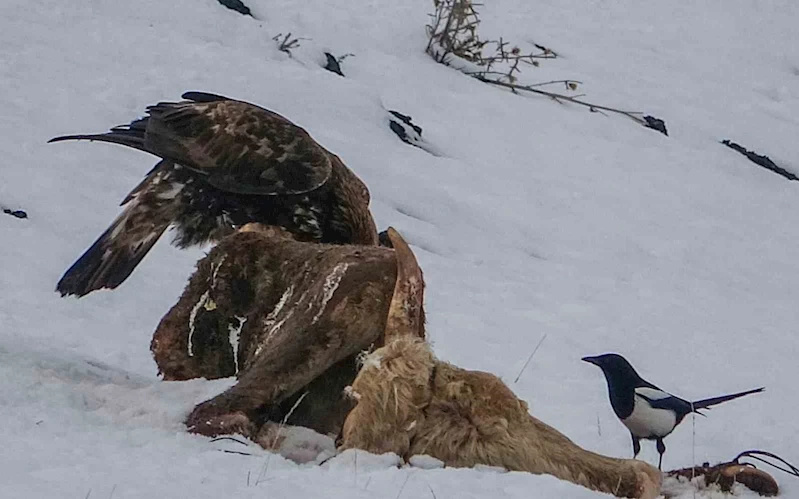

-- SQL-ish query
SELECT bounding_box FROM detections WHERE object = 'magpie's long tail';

[48,117,150,152]
[692,387,764,410]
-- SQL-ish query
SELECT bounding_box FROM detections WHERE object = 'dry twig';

[272,32,305,57]
[425,0,651,128]
[471,74,647,125]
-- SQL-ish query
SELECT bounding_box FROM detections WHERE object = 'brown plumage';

[50,91,378,297]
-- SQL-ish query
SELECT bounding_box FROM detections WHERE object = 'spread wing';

[141,93,332,195]
[49,92,332,197]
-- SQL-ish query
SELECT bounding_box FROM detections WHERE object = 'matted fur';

[341,337,662,499]
[150,224,424,438]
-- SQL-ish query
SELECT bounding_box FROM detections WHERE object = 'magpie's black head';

[583,353,645,418]
[582,353,644,384]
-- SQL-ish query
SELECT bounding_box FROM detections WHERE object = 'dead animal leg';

[186,258,395,437]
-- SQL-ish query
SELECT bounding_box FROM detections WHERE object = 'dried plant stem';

[513,333,547,383]
[425,0,650,128]
[471,75,647,125]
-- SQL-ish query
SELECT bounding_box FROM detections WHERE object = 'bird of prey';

[582,353,764,470]
[50,91,378,297]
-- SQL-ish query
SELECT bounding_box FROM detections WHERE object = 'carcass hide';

[152,224,662,498]
[151,224,424,438]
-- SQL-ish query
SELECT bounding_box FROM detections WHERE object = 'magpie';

[582,353,764,470]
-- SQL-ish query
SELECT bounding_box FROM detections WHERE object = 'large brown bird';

[50,91,378,297]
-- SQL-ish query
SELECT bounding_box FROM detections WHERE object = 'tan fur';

[341,337,662,499]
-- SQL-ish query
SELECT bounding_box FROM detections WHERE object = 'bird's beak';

[581,356,599,365]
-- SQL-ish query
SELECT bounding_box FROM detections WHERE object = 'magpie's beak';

[581,356,599,365]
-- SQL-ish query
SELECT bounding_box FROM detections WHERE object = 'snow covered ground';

[2,0,798,497]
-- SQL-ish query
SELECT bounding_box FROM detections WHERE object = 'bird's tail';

[56,161,178,297]
[48,117,150,152]
[692,387,764,411]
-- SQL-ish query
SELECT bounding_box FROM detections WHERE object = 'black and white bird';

[582,353,764,470]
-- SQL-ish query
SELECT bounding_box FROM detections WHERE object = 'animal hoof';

[186,407,254,437]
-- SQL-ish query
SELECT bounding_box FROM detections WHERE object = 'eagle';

[50,91,378,297]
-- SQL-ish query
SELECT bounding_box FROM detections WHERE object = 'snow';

[408,454,445,470]
[228,316,246,373]
[1,0,798,497]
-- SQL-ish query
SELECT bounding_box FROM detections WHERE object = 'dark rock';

[387,111,443,156]
[721,139,798,181]
[3,208,27,219]
[643,115,668,136]
[217,0,252,17]
[324,53,344,77]
[388,110,423,145]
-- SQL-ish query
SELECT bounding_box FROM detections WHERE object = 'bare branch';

[272,32,307,57]
[425,0,654,129]
[472,75,646,125]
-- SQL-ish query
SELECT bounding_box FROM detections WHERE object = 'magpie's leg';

[631,434,641,458]
[656,438,666,470]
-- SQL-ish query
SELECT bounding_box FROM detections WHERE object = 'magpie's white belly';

[622,395,677,438]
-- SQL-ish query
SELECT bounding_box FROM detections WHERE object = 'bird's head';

[582,353,642,382]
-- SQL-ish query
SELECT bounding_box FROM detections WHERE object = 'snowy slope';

[2,0,799,497]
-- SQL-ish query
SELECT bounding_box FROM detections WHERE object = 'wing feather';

[634,387,672,401]
[143,99,332,196]
[636,387,696,415]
